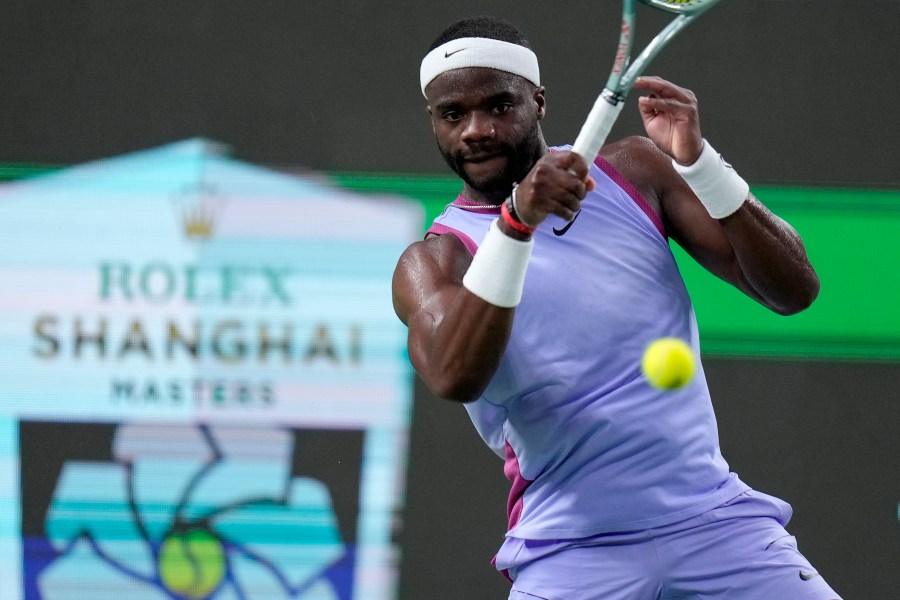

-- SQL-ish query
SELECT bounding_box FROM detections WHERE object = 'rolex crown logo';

[173,182,223,241]
[183,203,215,239]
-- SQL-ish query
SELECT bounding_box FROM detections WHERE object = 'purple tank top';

[427,148,748,540]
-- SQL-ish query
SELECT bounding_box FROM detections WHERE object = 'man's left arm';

[632,76,820,316]
[666,179,820,315]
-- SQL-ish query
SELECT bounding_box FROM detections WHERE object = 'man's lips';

[463,152,504,164]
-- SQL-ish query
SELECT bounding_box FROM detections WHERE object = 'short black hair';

[428,16,532,52]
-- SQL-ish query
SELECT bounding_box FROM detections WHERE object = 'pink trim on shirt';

[491,554,515,583]
[593,155,666,238]
[504,441,533,531]
[424,223,478,255]
[492,441,534,585]
[492,554,513,585]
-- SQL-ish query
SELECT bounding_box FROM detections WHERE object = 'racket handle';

[572,91,625,162]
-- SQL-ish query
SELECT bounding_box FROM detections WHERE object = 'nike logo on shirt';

[553,209,581,236]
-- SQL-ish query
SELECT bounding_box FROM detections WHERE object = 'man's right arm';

[392,233,516,402]
[393,151,592,402]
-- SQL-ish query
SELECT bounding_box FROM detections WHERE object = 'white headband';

[420,37,540,96]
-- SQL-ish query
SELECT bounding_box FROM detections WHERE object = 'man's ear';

[534,86,546,120]
[426,104,436,133]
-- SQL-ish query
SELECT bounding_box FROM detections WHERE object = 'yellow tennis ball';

[642,337,695,390]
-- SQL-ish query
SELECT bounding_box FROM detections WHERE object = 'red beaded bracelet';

[501,198,536,235]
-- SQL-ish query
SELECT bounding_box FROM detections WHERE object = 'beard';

[439,121,545,199]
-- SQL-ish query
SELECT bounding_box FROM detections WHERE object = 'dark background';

[2,1,898,598]
[0,1,898,186]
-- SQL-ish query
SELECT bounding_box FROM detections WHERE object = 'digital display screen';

[0,140,422,600]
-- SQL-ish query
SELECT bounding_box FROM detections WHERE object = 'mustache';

[455,143,511,162]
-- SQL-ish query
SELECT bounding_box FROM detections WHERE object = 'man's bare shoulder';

[602,136,671,179]
[393,233,472,294]
[397,233,472,275]
[600,136,672,208]
[392,233,472,324]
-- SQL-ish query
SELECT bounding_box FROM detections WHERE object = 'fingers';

[637,94,659,121]
[556,149,590,180]
[553,151,592,214]
[632,76,696,103]
[554,152,592,204]
[632,75,669,91]
[517,152,590,224]
[634,77,696,126]
[635,75,697,116]
[632,77,704,165]
[548,187,583,221]
[637,94,695,119]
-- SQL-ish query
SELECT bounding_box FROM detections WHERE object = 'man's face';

[425,68,546,198]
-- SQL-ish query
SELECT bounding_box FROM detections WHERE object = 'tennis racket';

[571,0,724,162]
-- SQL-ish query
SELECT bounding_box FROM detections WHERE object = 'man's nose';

[461,112,495,142]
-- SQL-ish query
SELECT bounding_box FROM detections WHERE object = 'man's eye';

[443,111,462,122]
[492,103,513,115]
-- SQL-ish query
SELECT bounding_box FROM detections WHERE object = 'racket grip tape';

[572,92,625,162]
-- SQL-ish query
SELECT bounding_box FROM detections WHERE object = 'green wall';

[331,173,900,362]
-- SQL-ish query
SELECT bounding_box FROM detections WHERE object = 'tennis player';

[392,16,841,599]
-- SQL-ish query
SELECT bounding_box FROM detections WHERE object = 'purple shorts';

[501,490,841,600]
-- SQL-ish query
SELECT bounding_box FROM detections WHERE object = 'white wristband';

[673,139,749,219]
[462,219,534,308]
